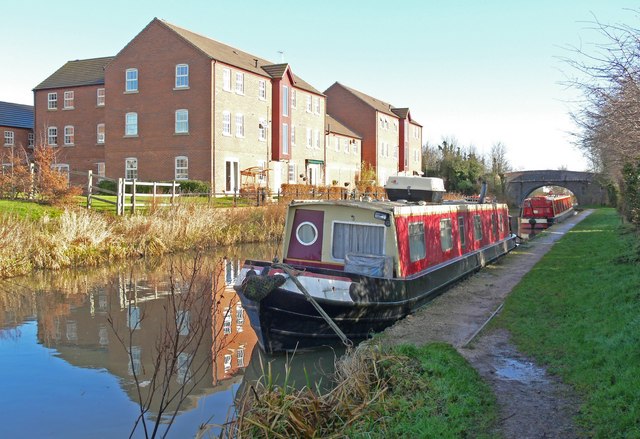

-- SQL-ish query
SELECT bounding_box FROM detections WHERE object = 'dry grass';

[0,203,286,279]
[221,344,399,438]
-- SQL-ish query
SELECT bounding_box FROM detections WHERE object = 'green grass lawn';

[348,343,497,439]
[0,199,62,220]
[495,208,640,437]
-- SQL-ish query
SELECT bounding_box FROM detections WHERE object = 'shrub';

[178,180,210,194]
[97,179,117,193]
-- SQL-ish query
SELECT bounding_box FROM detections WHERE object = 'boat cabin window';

[473,214,483,241]
[498,214,504,233]
[458,216,466,249]
[332,222,385,260]
[440,218,453,251]
[492,214,498,238]
[296,221,319,246]
[408,222,426,262]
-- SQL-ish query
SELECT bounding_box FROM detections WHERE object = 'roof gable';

[34,56,113,91]
[326,82,398,118]
[0,101,34,129]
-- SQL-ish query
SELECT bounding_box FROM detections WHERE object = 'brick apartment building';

[0,101,34,167]
[324,82,423,185]
[325,114,361,186]
[33,57,112,184]
[32,19,424,192]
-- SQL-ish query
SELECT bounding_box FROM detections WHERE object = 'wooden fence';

[86,171,180,215]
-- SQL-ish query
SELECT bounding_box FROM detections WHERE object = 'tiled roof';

[327,82,422,126]
[33,56,114,90]
[327,82,398,118]
[326,114,361,138]
[159,20,322,95]
[0,101,34,129]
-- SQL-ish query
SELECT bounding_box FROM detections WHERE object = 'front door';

[286,209,324,261]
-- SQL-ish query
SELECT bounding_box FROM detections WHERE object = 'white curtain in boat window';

[408,222,426,262]
[440,218,453,251]
[332,223,384,260]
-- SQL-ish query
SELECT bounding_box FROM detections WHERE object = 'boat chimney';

[478,181,487,204]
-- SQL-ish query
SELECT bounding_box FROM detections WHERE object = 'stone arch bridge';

[504,170,609,207]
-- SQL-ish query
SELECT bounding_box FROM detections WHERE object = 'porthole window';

[296,222,318,246]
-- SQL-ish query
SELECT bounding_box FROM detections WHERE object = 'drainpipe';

[211,60,216,196]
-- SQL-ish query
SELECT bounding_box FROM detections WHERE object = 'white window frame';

[63,91,74,109]
[282,85,289,116]
[4,130,14,146]
[175,64,189,88]
[96,162,105,177]
[288,163,296,183]
[175,156,188,180]
[258,80,266,100]
[235,72,244,94]
[223,307,232,335]
[306,127,312,148]
[313,96,320,114]
[28,132,34,148]
[334,137,340,152]
[282,123,289,155]
[222,68,231,91]
[175,109,189,134]
[237,347,245,367]
[314,129,320,149]
[48,92,57,110]
[125,68,138,92]
[97,123,105,144]
[125,112,138,136]
[222,111,231,136]
[64,125,74,146]
[125,157,138,180]
[235,113,244,137]
[258,118,267,141]
[291,89,297,108]
[225,159,239,193]
[48,126,58,146]
[291,125,296,145]
[52,164,70,184]
[97,88,105,106]
[306,95,312,113]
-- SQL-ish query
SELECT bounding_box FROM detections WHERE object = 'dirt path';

[382,210,592,438]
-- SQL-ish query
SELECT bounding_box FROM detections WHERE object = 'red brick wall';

[1,125,32,151]
[34,85,105,185]
[104,20,213,184]
[324,84,376,169]
[271,71,293,161]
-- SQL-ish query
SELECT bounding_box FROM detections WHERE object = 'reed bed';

[0,203,286,279]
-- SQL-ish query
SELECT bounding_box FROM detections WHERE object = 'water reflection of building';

[11,256,257,418]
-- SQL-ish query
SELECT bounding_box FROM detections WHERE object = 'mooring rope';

[272,263,353,349]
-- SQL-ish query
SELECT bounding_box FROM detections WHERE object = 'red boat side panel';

[286,209,324,261]
[395,205,508,277]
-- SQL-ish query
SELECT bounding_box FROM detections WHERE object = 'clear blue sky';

[1,0,635,171]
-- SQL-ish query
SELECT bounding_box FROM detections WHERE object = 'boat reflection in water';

[0,245,332,438]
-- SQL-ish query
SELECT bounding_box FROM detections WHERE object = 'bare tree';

[108,253,237,439]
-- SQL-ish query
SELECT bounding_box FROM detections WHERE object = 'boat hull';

[235,236,516,353]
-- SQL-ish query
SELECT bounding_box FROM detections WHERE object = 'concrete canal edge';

[382,209,593,439]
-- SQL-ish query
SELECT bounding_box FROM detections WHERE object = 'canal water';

[0,243,341,438]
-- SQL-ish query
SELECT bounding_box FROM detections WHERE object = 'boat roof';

[289,199,507,216]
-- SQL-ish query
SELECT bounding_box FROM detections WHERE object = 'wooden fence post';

[29,162,35,200]
[86,170,93,210]
[117,178,123,215]
[152,182,157,206]
[171,181,177,205]
[131,179,137,214]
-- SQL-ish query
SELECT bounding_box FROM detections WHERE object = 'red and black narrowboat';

[520,194,574,231]
[234,177,517,353]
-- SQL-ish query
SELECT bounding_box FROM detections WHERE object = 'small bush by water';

[496,208,640,437]
[224,342,496,438]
